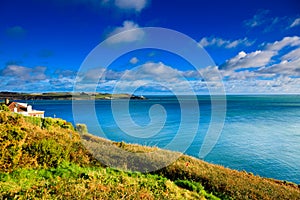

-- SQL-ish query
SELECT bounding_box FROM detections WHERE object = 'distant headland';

[0,91,146,100]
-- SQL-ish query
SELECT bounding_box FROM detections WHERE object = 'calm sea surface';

[26,95,300,184]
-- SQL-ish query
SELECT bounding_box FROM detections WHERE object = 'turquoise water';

[27,95,300,184]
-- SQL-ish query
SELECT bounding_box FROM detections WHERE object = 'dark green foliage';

[2,125,26,141]
[63,122,75,131]
[41,117,55,129]
[0,104,10,111]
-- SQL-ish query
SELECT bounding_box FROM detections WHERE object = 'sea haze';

[26,95,300,184]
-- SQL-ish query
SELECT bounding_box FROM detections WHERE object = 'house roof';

[6,101,44,115]
[7,102,27,112]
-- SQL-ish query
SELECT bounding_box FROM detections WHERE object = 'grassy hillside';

[0,109,300,199]
[0,110,216,199]
[81,130,300,200]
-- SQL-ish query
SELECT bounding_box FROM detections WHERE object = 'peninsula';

[0,91,146,101]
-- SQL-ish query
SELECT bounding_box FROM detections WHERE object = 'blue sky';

[1,0,300,94]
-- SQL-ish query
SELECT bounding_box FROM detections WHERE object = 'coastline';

[0,110,299,199]
[2,94,299,184]
[0,91,146,101]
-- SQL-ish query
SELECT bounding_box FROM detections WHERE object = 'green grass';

[0,109,300,199]
[0,161,216,199]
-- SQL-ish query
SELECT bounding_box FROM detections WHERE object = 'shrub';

[24,116,42,127]
[0,111,96,171]
[0,112,8,123]
[76,124,88,135]
[0,104,10,112]
[26,139,66,168]
[62,122,75,131]
[41,117,54,129]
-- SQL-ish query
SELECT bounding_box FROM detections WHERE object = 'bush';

[26,139,66,168]
[62,122,75,131]
[39,117,74,131]
[0,112,8,123]
[41,117,54,129]
[76,124,88,135]
[0,111,96,171]
[0,104,10,112]
[24,116,42,127]
[0,124,27,167]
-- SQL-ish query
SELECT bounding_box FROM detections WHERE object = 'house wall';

[27,105,32,112]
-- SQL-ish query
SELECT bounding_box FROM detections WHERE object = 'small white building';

[6,99,44,118]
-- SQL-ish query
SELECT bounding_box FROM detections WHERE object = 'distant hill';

[0,109,299,199]
[0,91,146,100]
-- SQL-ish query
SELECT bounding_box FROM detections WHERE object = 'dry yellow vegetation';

[0,109,299,199]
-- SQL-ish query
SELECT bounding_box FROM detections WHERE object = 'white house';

[5,99,44,118]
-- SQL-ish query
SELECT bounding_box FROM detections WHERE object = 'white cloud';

[199,37,224,47]
[226,38,254,48]
[220,50,274,71]
[76,67,124,83]
[0,65,75,92]
[281,48,300,61]
[199,37,253,49]
[290,18,300,28]
[77,68,105,83]
[258,58,300,77]
[0,64,82,92]
[101,0,149,12]
[181,70,201,79]
[1,65,47,81]
[122,62,183,82]
[130,57,139,64]
[197,66,221,81]
[221,36,300,72]
[217,36,300,93]
[107,20,144,44]
[223,77,300,94]
[109,20,139,34]
[244,10,270,28]
[76,62,210,94]
[266,36,300,51]
[114,0,148,12]
[243,10,298,32]
[78,36,300,93]
[4,35,300,94]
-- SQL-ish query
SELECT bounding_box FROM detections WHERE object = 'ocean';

[26,95,300,184]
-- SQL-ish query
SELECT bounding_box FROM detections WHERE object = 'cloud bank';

[1,36,299,94]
